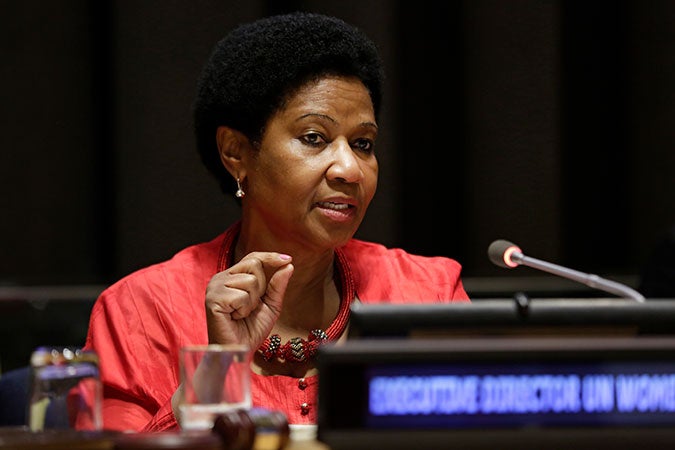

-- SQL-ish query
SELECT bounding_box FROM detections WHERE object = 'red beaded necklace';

[217,222,354,363]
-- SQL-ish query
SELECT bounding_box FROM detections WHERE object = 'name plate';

[317,337,675,449]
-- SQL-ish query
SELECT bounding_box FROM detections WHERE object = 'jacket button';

[298,378,307,390]
[300,403,310,415]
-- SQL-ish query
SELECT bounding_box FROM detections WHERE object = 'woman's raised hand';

[205,252,294,349]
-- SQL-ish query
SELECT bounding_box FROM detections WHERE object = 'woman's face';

[242,75,379,252]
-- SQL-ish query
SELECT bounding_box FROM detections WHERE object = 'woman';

[83,11,469,432]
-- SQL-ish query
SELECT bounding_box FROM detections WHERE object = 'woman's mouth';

[315,201,356,222]
[316,201,351,210]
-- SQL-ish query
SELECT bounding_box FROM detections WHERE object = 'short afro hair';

[193,11,385,196]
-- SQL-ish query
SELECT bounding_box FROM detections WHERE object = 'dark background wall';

[1,0,674,369]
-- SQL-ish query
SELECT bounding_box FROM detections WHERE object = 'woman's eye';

[353,138,374,153]
[300,132,325,147]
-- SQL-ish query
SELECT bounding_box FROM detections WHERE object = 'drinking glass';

[178,344,252,430]
[28,346,102,431]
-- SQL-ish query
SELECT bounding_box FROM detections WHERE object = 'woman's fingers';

[207,252,291,303]
[205,252,293,344]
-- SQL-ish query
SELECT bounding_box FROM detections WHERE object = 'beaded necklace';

[217,222,354,363]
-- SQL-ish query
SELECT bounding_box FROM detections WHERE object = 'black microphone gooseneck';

[487,239,646,302]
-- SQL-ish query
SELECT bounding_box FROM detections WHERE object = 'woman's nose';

[326,137,363,183]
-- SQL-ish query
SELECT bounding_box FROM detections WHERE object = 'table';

[0,427,330,449]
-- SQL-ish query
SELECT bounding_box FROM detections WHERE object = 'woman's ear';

[216,126,248,178]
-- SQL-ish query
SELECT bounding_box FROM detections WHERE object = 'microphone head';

[488,239,522,269]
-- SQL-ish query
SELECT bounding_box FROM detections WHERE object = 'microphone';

[487,239,646,302]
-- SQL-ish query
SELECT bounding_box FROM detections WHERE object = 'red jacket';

[83,223,469,431]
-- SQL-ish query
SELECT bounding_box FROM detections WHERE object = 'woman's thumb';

[264,264,294,314]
